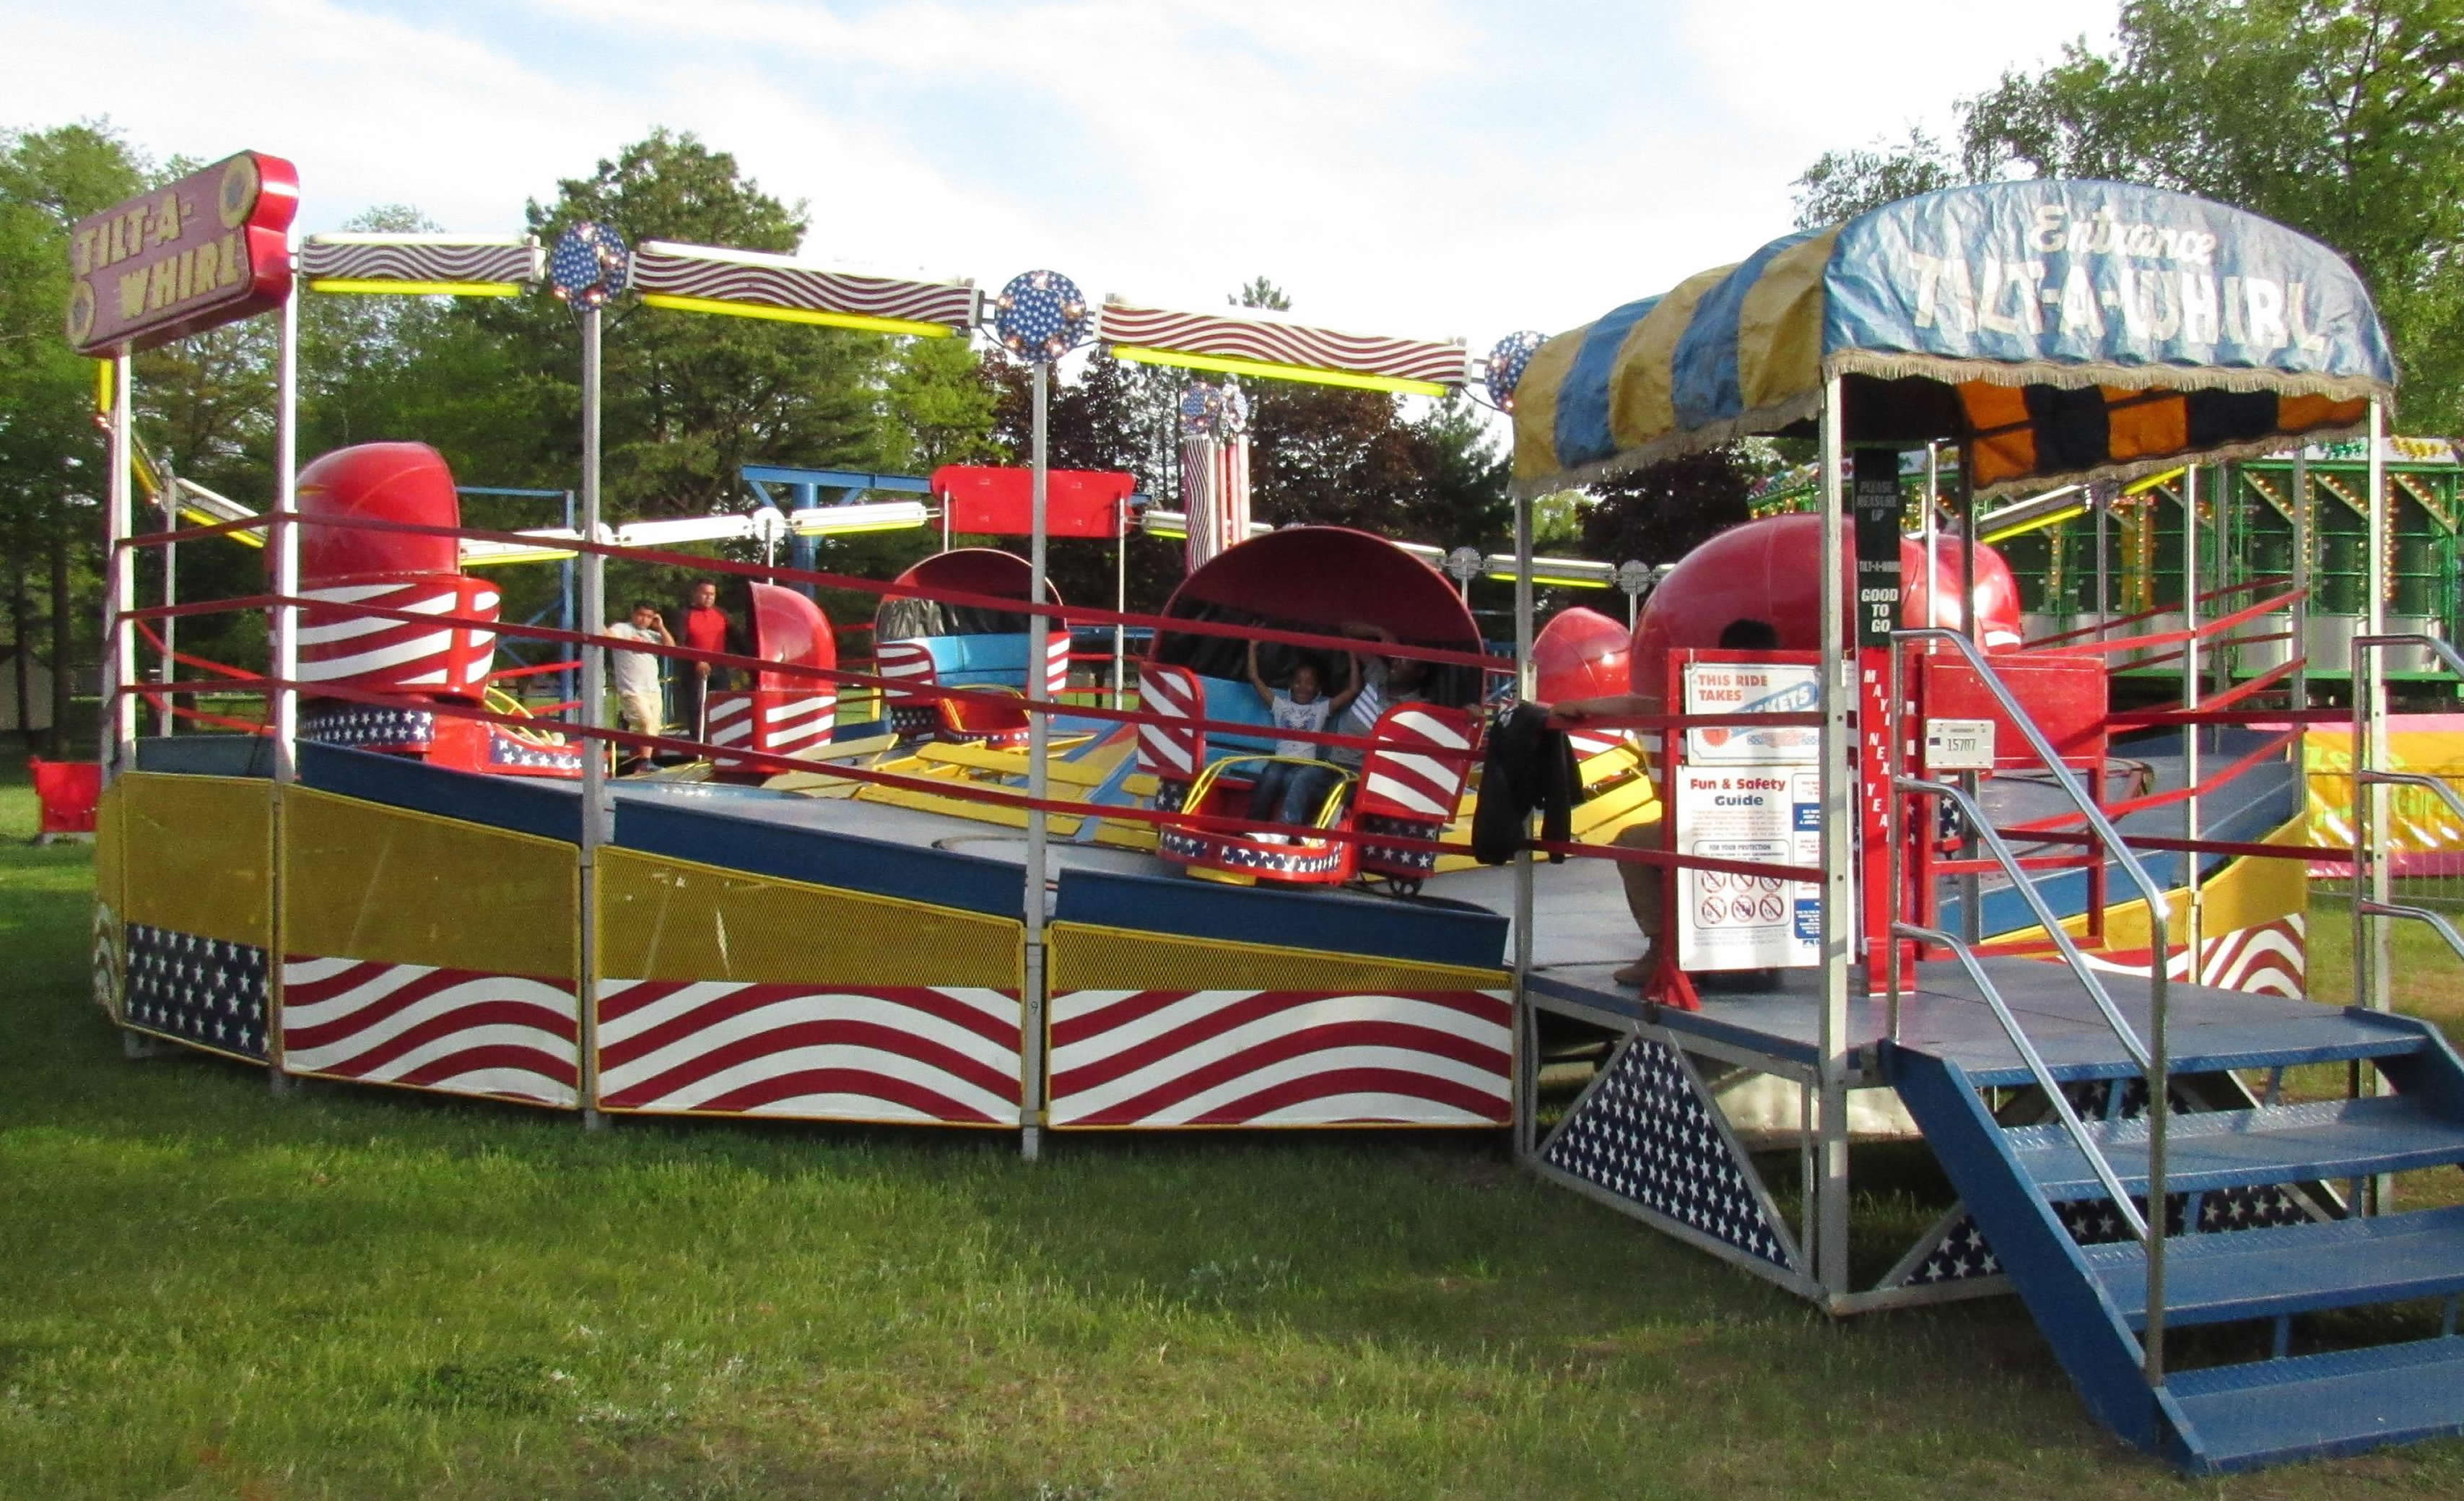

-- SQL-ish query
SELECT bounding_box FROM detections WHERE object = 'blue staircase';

[1890,1016,2464,1471]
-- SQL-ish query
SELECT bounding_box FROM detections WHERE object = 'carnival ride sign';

[66,152,298,356]
[1676,660,1820,971]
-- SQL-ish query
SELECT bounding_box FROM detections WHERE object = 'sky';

[4,0,2119,353]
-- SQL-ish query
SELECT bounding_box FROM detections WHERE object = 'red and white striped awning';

[632,241,977,335]
[1100,299,1468,390]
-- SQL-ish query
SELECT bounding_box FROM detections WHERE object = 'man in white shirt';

[606,601,674,772]
[1242,638,1361,835]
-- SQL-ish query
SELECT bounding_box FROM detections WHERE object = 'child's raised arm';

[1328,648,1363,713]
[1245,638,1273,702]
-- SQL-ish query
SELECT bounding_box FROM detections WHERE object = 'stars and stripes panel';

[125,923,269,1061]
[1047,989,1511,1128]
[280,957,578,1108]
[2067,914,2305,999]
[596,982,1021,1124]
[300,236,541,287]
[1102,300,1467,386]
[299,578,498,695]
[1538,1036,1798,1269]
[1356,706,1476,822]
[632,242,976,331]
[875,640,941,737]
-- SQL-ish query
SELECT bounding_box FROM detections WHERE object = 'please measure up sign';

[1676,661,1820,971]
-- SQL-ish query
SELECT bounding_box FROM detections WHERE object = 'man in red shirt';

[679,580,731,741]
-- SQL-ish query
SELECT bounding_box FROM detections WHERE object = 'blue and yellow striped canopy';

[1512,180,2396,497]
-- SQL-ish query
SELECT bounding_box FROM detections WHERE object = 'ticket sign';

[1673,767,1821,970]
[66,152,298,356]
[1853,446,1902,648]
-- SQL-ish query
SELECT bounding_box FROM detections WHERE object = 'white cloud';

[1,0,2121,348]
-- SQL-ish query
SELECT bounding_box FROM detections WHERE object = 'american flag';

[280,957,578,1107]
[596,982,1022,1123]
[1046,988,1512,1128]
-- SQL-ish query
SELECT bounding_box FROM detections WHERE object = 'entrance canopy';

[1512,180,2396,497]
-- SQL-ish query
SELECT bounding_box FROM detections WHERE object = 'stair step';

[1950,1012,2432,1088]
[2165,1336,2464,1472]
[2009,1095,2464,1199]
[2084,1205,2464,1327]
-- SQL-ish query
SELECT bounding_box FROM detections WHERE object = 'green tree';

[1792,1,2464,432]
[0,121,145,751]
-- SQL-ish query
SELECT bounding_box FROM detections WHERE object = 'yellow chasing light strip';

[1492,572,1614,589]
[180,505,266,546]
[1982,503,2087,545]
[1142,517,1186,539]
[309,278,523,297]
[461,547,577,567]
[638,293,953,338]
[95,359,113,414]
[1110,344,1449,396]
[2123,466,2186,497]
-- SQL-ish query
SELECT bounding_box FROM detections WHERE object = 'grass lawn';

[4,770,2463,1498]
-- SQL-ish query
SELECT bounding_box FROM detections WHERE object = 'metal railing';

[1889,627,2181,1383]
[2351,635,2464,989]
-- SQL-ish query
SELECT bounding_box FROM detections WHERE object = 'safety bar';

[2351,634,2464,1024]
[2361,902,2464,963]
[1893,921,2165,1378]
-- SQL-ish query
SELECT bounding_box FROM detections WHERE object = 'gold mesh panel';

[283,788,577,978]
[596,849,1022,988]
[1048,921,1505,993]
[92,782,124,921]
[118,773,271,944]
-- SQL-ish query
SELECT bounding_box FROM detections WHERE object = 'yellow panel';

[2035,812,2310,949]
[282,788,576,978]
[1607,266,1732,452]
[1736,230,1840,413]
[596,848,1021,988]
[1050,921,1506,993]
[92,780,124,923]
[117,773,271,945]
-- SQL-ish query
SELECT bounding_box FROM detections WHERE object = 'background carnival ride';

[79,162,2464,1471]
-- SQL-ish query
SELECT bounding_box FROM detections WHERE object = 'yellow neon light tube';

[639,293,954,338]
[1110,344,1449,396]
[179,505,266,545]
[95,358,113,414]
[2123,466,2186,497]
[308,278,524,297]
[1982,503,2087,546]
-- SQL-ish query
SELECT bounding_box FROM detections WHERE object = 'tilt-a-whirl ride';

[84,165,2464,1472]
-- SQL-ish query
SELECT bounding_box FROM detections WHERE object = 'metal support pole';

[561,490,577,718]
[1511,484,1537,1163]
[1923,440,1939,622]
[2291,451,2311,710]
[267,273,300,1095]
[578,308,609,1133]
[157,535,176,738]
[2182,465,2203,970]
[1113,495,1128,711]
[1021,360,1052,1162]
[1955,453,1981,947]
[2095,484,2111,643]
[2364,401,2393,1020]
[103,354,136,780]
[1815,376,1853,1300]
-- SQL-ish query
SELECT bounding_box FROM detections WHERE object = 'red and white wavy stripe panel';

[300,578,497,694]
[2068,913,2305,998]
[300,238,539,285]
[1136,664,1203,778]
[632,243,975,331]
[280,956,578,1106]
[1047,989,1512,1128]
[709,690,835,771]
[1357,707,1476,821]
[596,981,1021,1123]
[1044,630,1071,697]
[1102,301,1467,386]
[2199,915,2305,996]
[876,640,937,704]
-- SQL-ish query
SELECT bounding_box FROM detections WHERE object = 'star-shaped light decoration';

[549,221,632,310]
[1482,329,1546,412]
[1178,382,1223,439]
[993,270,1088,362]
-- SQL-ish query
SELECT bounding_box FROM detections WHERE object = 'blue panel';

[1550,295,1661,469]
[1671,232,1816,431]
[1053,867,1506,970]
[133,735,274,778]
[614,798,1024,919]
[297,742,582,843]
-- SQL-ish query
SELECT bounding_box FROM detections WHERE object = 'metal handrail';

[1894,921,2154,1245]
[1897,778,2149,1071]
[1891,628,2176,928]
[2351,635,2464,1024]
[2357,768,2464,827]
[2361,901,2464,962]
[1890,627,2177,1383]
